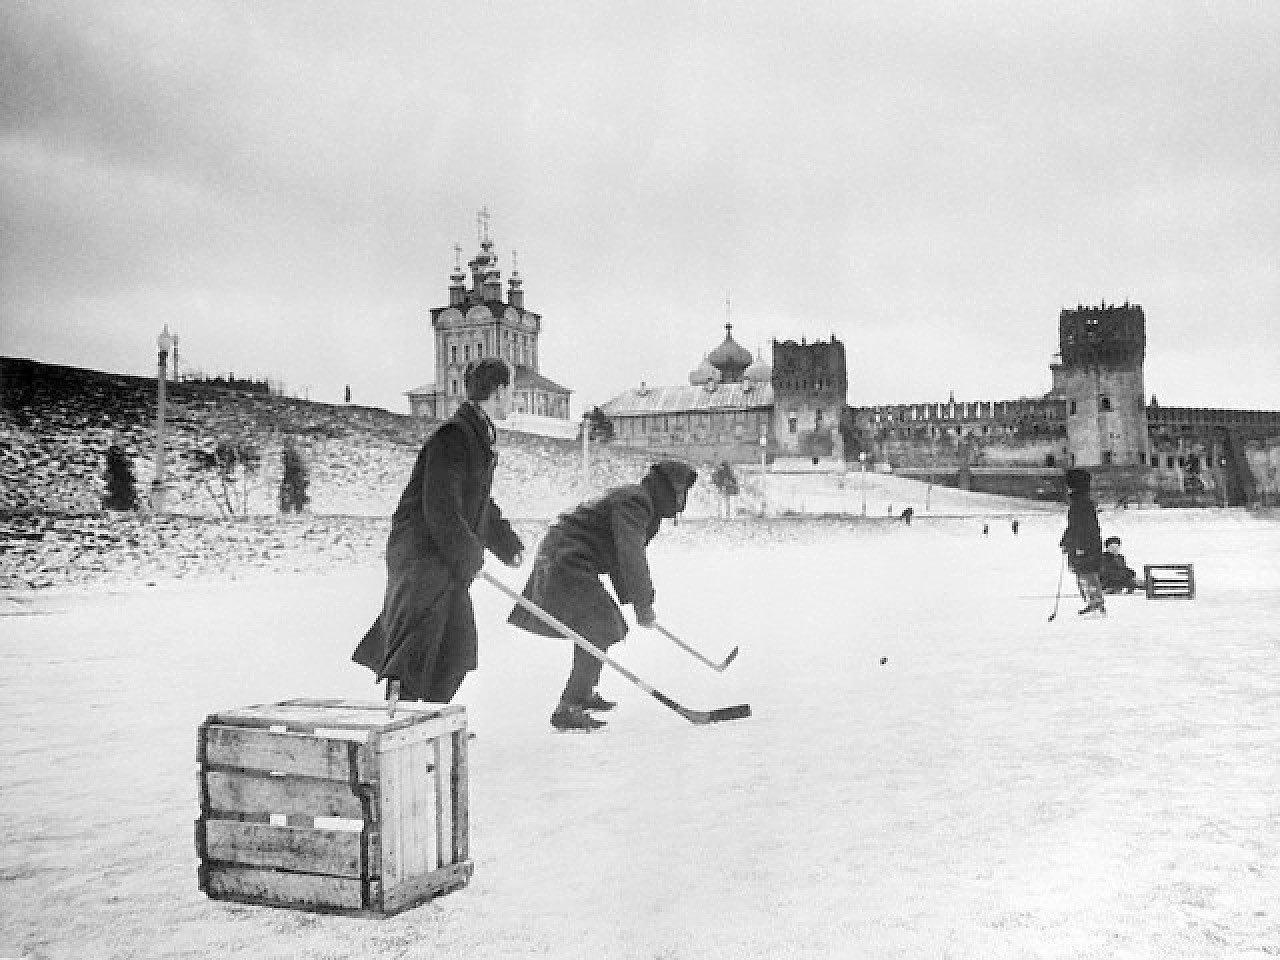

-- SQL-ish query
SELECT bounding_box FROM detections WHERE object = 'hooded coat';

[507,461,699,647]
[352,402,523,702]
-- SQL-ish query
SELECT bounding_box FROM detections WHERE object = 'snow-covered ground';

[2,511,1278,959]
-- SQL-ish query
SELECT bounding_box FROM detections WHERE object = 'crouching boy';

[508,460,699,731]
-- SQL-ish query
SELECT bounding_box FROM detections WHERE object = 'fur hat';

[644,460,699,518]
[1064,467,1091,493]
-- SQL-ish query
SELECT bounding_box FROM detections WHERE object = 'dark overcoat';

[1099,551,1136,589]
[1059,492,1102,575]
[352,402,522,701]
[508,462,698,647]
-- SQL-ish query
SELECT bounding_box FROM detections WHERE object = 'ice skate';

[551,703,607,732]
[579,691,617,712]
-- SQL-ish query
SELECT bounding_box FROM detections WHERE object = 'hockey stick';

[482,571,751,725]
[654,622,738,672]
[1047,553,1066,622]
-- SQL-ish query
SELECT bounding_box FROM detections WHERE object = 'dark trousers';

[560,634,618,706]
[1074,572,1105,606]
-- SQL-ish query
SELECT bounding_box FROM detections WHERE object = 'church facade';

[406,216,571,422]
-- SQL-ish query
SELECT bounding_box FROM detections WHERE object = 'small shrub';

[279,443,311,513]
[103,444,139,510]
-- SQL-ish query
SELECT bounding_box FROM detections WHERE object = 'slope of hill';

[0,358,690,520]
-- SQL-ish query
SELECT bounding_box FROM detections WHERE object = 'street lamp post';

[758,427,768,516]
[152,324,174,513]
[581,410,590,489]
[860,450,868,516]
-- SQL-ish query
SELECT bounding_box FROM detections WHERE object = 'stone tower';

[1051,302,1150,468]
[771,335,848,461]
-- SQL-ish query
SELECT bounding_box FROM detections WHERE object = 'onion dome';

[688,354,721,386]
[707,323,753,383]
[744,347,772,384]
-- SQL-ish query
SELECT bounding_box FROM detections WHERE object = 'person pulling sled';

[508,460,699,731]
[1059,467,1106,616]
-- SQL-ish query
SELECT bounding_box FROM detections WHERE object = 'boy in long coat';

[1059,466,1106,616]
[508,460,699,731]
[352,358,524,706]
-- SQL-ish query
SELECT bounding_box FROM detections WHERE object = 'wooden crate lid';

[205,698,465,735]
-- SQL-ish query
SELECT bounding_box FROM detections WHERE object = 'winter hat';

[1104,536,1121,547]
[1064,467,1091,493]
[645,460,699,518]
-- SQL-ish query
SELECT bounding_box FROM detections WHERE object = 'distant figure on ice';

[508,460,699,732]
[711,460,739,518]
[1100,536,1142,594]
[1059,467,1106,616]
[982,522,989,536]
[352,358,524,711]
[900,506,914,524]
[1011,518,1020,535]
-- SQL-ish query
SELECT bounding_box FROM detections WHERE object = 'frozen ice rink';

[2,510,1278,959]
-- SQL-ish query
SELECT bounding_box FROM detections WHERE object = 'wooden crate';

[196,698,470,916]
[1144,563,1196,600]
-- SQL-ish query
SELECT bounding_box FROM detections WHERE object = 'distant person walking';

[1011,518,1020,535]
[1059,467,1106,616]
[352,358,524,709]
[507,460,699,731]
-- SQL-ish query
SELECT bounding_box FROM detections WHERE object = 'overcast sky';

[3,1,1277,415]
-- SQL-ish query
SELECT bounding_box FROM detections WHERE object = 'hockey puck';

[879,657,888,665]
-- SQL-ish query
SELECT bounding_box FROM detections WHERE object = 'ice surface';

[2,510,1278,958]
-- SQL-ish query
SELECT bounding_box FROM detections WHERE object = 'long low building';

[600,325,851,467]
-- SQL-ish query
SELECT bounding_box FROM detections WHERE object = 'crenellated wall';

[850,397,1068,471]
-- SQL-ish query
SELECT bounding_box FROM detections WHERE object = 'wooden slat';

[376,712,467,753]
[201,820,370,878]
[202,725,378,782]
[208,706,397,732]
[203,770,367,819]
[451,728,470,864]
[381,744,402,885]
[202,863,365,911]
[432,737,445,868]
[380,860,473,915]
[404,739,427,879]
[283,698,463,719]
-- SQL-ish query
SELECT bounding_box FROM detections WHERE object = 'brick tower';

[771,335,848,462]
[1051,302,1150,468]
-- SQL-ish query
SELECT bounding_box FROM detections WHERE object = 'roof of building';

[602,382,774,416]
[405,382,437,397]
[512,365,572,395]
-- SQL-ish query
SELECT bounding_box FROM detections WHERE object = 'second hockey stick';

[654,622,738,672]
[482,571,751,725]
